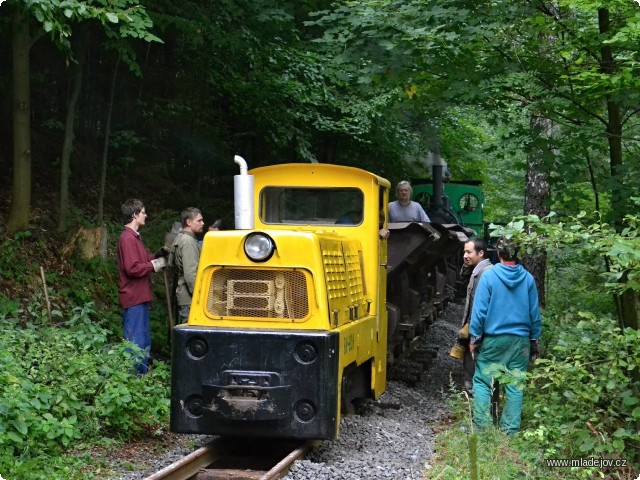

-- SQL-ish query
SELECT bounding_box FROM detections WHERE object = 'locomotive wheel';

[340,362,371,414]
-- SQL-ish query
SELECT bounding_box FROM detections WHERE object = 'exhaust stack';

[233,155,254,229]
[431,151,445,210]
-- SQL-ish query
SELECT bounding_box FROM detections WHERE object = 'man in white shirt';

[388,181,430,222]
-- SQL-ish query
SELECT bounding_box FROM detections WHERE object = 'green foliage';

[92,342,170,436]
[545,247,613,318]
[0,303,170,478]
[490,209,640,297]
[11,0,161,51]
[307,0,640,227]
[433,376,639,479]
[430,387,544,479]
[0,229,123,333]
[0,220,172,477]
[484,212,640,474]
[0,296,22,320]
[0,231,37,281]
[524,313,640,468]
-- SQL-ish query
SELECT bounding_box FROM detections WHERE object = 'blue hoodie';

[470,263,542,340]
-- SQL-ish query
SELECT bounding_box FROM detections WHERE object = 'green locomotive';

[412,178,484,237]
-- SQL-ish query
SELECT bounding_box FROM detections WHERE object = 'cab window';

[261,187,364,225]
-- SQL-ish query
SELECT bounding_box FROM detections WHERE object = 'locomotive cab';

[170,162,390,439]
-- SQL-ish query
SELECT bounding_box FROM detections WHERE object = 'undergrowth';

[0,228,172,479]
[430,373,638,479]
[428,384,544,479]
[429,212,640,480]
[0,304,170,479]
[522,311,640,477]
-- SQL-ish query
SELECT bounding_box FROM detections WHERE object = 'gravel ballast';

[107,302,464,479]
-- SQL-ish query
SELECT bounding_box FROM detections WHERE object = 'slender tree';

[7,10,32,235]
[522,114,553,306]
[97,52,121,227]
[58,26,90,233]
[4,0,160,236]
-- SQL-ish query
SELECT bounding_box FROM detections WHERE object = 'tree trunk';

[598,8,637,336]
[605,97,624,227]
[522,114,551,307]
[618,287,640,465]
[58,27,90,233]
[6,12,32,236]
[583,149,600,212]
[61,226,108,260]
[97,53,121,226]
[598,8,625,230]
[599,11,640,463]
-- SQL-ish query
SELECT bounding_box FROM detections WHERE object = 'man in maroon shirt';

[117,199,166,374]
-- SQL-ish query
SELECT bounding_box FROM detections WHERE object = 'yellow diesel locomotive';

[170,156,472,439]
[170,158,390,439]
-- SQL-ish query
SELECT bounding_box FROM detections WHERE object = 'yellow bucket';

[449,343,465,360]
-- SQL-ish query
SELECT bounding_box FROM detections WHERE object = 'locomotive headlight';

[244,233,276,262]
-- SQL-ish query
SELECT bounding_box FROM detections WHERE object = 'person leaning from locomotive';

[450,238,493,395]
[388,180,431,222]
[172,207,205,323]
[469,237,542,435]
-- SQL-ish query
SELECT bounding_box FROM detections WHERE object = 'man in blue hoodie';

[469,237,542,434]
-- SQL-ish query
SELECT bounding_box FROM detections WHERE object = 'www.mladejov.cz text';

[545,458,628,468]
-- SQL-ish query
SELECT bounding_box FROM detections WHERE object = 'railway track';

[143,437,312,480]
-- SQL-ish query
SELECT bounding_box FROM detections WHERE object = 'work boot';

[464,380,473,398]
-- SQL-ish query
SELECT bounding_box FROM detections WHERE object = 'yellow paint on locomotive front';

[187,163,391,432]
[191,230,333,329]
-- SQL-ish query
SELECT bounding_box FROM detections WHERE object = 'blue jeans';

[122,303,151,374]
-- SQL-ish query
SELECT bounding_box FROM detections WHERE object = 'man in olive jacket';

[458,238,493,394]
[173,207,205,323]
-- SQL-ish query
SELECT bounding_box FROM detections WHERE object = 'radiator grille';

[344,249,365,302]
[207,269,309,319]
[322,248,348,300]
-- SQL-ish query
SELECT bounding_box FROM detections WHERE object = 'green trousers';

[472,335,530,435]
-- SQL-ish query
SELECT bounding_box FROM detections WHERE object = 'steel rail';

[259,442,311,480]
[143,443,220,480]
[143,439,312,480]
